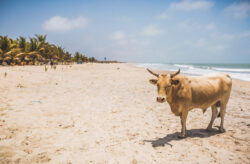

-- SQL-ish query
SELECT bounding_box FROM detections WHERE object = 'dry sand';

[0,63,249,164]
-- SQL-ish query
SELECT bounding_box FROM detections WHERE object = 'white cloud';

[109,30,151,47]
[240,31,250,38]
[205,23,216,30]
[184,39,207,47]
[221,31,250,40]
[142,25,163,36]
[42,16,88,32]
[117,39,137,46]
[158,0,214,20]
[169,0,214,11]
[120,16,134,22]
[109,31,135,46]
[184,39,227,51]
[177,20,216,31]
[156,12,170,20]
[221,34,235,40]
[224,2,250,19]
[110,31,126,40]
[178,20,202,30]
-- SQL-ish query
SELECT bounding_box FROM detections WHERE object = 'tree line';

[0,34,97,66]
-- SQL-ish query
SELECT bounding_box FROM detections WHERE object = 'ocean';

[135,63,250,82]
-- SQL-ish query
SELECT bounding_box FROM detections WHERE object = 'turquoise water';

[135,63,250,81]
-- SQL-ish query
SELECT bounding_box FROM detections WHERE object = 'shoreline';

[130,63,250,82]
[129,63,250,85]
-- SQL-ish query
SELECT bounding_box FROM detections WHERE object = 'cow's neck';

[166,88,174,106]
[166,86,175,102]
[166,87,180,115]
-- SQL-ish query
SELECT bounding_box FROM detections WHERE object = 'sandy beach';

[0,63,249,164]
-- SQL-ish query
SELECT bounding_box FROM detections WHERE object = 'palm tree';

[0,34,98,65]
[0,36,8,64]
[88,57,96,63]
[0,37,20,65]
[0,36,11,53]
[17,36,26,50]
[0,48,3,62]
[74,52,80,62]
[35,34,47,43]
[57,46,65,63]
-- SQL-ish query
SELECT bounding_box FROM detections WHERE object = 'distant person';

[50,58,54,68]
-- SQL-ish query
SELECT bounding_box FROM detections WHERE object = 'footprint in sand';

[31,152,51,163]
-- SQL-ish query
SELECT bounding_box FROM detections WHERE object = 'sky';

[1,0,250,63]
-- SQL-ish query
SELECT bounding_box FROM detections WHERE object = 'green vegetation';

[0,34,97,65]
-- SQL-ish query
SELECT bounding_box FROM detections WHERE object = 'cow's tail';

[217,112,221,117]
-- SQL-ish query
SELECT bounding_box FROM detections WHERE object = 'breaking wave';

[134,63,250,81]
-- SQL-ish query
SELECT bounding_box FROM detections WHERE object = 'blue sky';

[1,0,250,63]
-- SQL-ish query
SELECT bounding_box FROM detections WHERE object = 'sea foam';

[135,63,250,81]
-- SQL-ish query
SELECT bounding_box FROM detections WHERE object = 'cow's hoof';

[206,127,213,132]
[219,128,226,133]
[178,134,187,139]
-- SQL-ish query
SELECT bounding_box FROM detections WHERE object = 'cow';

[147,68,232,138]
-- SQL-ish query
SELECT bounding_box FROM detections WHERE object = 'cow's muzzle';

[156,97,166,103]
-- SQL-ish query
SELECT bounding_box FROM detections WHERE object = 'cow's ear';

[171,79,179,85]
[149,79,157,85]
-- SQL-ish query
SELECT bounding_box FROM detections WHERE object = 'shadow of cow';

[144,128,222,148]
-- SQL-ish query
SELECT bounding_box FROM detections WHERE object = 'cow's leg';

[178,111,188,138]
[219,103,226,133]
[206,105,217,131]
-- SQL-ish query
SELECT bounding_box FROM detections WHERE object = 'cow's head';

[147,68,180,103]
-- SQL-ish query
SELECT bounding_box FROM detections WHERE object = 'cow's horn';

[147,68,159,77]
[170,69,180,78]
